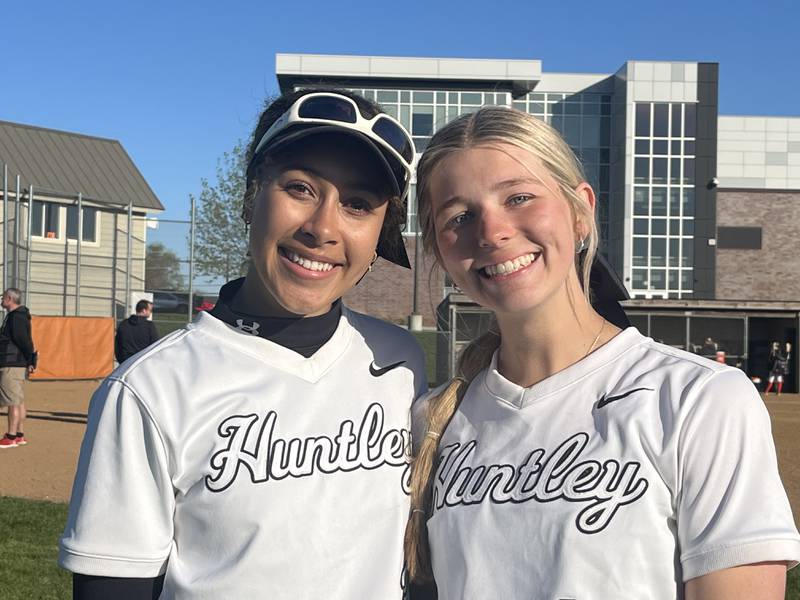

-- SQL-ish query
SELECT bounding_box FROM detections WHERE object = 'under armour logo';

[234,319,260,335]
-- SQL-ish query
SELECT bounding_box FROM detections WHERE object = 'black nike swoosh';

[369,360,406,377]
[596,387,655,409]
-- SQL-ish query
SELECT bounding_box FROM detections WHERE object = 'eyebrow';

[437,176,545,211]
[278,164,385,197]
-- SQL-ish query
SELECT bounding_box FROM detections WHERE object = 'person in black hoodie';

[0,287,37,448]
[114,300,159,364]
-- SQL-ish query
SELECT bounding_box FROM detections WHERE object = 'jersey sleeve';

[59,377,174,577]
[676,368,800,580]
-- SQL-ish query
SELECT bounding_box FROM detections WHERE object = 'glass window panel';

[651,315,685,347]
[582,148,599,163]
[412,106,434,135]
[653,158,668,184]
[669,218,681,235]
[634,187,649,215]
[635,104,651,137]
[413,137,429,152]
[363,90,375,100]
[513,101,526,111]
[671,140,682,155]
[383,104,398,119]
[633,238,648,266]
[435,106,446,128]
[400,91,410,102]
[652,219,667,235]
[670,158,681,183]
[652,187,667,215]
[412,91,434,103]
[585,102,601,115]
[683,219,694,235]
[681,269,694,290]
[671,104,682,137]
[532,102,545,113]
[600,149,610,163]
[551,115,564,134]
[635,139,649,154]
[653,140,668,155]
[634,218,648,235]
[682,239,694,267]
[377,90,398,103]
[448,92,458,104]
[564,116,580,146]
[683,158,695,184]
[669,238,680,266]
[683,188,695,216]
[31,201,43,236]
[601,102,611,115]
[436,92,446,103]
[598,165,610,191]
[461,92,482,105]
[635,158,649,183]
[549,102,564,116]
[684,104,697,137]
[669,270,679,290]
[400,105,411,129]
[531,93,545,101]
[669,189,681,215]
[67,205,79,239]
[566,103,581,115]
[601,95,611,104]
[44,202,59,238]
[653,104,669,137]
[83,208,97,242]
[684,140,695,155]
[651,269,666,289]
[599,119,610,145]
[651,238,666,267]
[632,269,648,288]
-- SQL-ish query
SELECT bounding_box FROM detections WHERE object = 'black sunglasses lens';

[372,117,414,163]
[298,97,358,123]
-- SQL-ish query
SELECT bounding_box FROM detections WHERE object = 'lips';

[480,252,539,278]
[279,247,338,272]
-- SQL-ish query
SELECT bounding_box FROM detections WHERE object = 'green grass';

[153,314,190,338]
[0,497,70,598]
[1,497,798,599]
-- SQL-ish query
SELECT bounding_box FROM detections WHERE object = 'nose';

[476,206,513,248]
[300,195,339,247]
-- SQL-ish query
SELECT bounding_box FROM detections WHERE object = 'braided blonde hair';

[404,106,598,583]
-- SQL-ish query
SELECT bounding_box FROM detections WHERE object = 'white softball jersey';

[417,327,800,600]
[60,308,428,599]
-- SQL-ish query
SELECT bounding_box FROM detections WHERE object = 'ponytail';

[404,328,501,582]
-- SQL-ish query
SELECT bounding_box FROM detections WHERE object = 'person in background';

[114,299,159,364]
[765,341,791,395]
[0,288,37,449]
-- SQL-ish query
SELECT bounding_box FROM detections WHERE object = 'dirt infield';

[1,381,799,524]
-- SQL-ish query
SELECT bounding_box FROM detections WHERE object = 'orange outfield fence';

[30,316,115,380]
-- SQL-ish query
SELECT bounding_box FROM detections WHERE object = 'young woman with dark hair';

[60,88,428,599]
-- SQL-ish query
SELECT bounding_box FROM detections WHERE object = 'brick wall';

[343,236,445,325]
[715,189,800,301]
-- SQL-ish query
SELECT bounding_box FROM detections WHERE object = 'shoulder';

[343,307,424,359]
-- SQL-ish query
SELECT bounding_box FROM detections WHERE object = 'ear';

[573,182,596,239]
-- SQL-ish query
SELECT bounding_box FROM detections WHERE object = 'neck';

[494,276,617,388]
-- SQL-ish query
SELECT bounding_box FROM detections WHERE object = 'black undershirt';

[73,278,342,600]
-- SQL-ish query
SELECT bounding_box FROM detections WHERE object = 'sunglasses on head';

[252,92,415,199]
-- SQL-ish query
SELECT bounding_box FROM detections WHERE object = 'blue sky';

[3,0,799,225]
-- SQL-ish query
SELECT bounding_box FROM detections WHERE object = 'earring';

[575,237,587,254]
[368,252,378,272]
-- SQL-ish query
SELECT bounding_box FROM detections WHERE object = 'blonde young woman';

[405,107,800,600]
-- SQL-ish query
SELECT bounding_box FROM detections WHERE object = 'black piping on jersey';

[431,432,649,534]
[208,277,342,358]
[596,387,655,409]
[205,402,412,493]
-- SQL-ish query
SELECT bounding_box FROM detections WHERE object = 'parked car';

[152,292,189,313]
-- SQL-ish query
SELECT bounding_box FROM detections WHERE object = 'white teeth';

[285,249,334,272]
[483,253,537,277]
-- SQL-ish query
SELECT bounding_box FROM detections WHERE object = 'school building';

[275,53,800,388]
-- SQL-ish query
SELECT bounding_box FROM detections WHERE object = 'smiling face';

[243,134,391,317]
[428,143,595,318]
